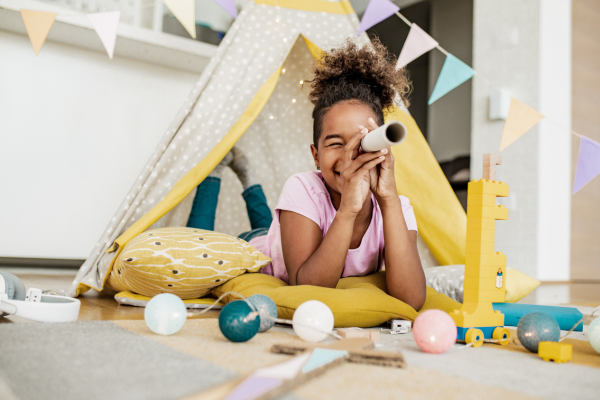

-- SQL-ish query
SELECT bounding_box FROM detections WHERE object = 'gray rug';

[0,321,236,400]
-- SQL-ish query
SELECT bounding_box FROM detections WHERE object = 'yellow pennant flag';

[499,98,544,152]
[20,9,57,56]
[163,0,196,39]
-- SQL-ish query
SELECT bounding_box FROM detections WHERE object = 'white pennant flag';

[396,23,438,69]
[163,0,196,39]
[87,11,120,59]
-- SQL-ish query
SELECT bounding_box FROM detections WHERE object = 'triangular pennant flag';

[213,0,237,19]
[356,0,399,36]
[302,348,348,373]
[20,9,57,56]
[253,352,310,380]
[87,12,120,59]
[163,0,196,39]
[499,98,544,151]
[428,54,475,105]
[573,136,600,194]
[224,376,282,400]
[396,23,438,69]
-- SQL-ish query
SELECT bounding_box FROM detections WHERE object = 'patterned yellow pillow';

[106,227,271,299]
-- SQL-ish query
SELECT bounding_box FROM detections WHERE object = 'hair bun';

[309,38,411,110]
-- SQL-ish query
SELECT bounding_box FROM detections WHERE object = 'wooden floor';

[1,267,598,324]
[0,268,219,323]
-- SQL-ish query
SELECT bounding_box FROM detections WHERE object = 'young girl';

[188,39,425,310]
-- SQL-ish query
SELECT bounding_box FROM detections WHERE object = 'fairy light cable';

[188,291,343,340]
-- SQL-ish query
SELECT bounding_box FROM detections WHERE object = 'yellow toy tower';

[451,154,511,347]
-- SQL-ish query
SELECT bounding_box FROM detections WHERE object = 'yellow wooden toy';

[451,154,511,347]
[538,341,572,363]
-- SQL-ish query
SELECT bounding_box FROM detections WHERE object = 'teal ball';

[588,317,600,354]
[517,312,560,353]
[144,293,187,335]
[249,294,277,332]
[219,300,260,342]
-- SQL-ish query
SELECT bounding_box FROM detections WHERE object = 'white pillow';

[424,265,465,302]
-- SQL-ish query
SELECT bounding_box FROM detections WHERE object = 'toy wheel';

[492,327,511,346]
[465,328,484,348]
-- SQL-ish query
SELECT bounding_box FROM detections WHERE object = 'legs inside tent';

[186,148,273,236]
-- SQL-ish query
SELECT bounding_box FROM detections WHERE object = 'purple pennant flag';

[213,0,237,19]
[573,136,600,194]
[356,0,399,36]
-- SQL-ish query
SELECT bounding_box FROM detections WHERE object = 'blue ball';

[517,312,560,353]
[219,300,260,342]
[249,294,278,332]
[144,293,187,335]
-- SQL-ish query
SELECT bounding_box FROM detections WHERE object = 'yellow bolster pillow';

[211,271,461,328]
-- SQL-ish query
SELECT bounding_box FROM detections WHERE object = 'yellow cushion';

[211,271,461,328]
[505,268,541,303]
[106,227,271,299]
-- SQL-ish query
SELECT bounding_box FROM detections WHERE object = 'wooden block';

[270,338,404,368]
[337,329,380,341]
[483,153,502,180]
[271,338,374,356]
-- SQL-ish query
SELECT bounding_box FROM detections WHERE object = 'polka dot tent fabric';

[106,227,271,299]
[66,1,369,297]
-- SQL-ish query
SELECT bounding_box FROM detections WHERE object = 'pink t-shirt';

[249,171,418,283]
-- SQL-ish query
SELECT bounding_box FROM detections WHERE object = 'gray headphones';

[0,272,27,301]
[0,272,81,322]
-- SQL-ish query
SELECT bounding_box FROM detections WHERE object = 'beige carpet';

[115,319,599,400]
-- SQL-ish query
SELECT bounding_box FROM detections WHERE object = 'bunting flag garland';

[11,4,600,203]
[213,0,237,19]
[428,54,476,105]
[573,136,600,194]
[356,0,399,36]
[20,9,57,56]
[87,12,120,59]
[396,23,438,70]
[163,0,196,39]
[499,98,544,152]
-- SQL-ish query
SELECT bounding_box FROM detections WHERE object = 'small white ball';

[292,300,334,342]
[144,293,187,335]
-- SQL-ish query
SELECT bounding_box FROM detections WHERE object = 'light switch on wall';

[489,88,511,120]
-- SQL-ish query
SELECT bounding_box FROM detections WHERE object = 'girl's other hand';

[338,128,385,215]
[358,117,398,203]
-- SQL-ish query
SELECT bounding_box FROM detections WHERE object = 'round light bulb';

[292,300,334,342]
[292,99,296,103]
[248,294,278,332]
[588,316,600,354]
[269,115,274,120]
[413,309,457,354]
[144,293,187,335]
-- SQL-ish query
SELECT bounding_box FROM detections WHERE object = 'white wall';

[0,10,207,259]
[471,0,571,281]
[427,0,473,163]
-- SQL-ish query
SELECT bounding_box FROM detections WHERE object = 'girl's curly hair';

[309,38,411,147]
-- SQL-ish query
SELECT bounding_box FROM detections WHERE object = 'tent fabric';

[385,108,467,265]
[66,0,465,298]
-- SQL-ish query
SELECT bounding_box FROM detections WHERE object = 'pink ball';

[412,309,457,354]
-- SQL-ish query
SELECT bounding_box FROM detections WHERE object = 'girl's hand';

[338,129,386,215]
[358,118,398,203]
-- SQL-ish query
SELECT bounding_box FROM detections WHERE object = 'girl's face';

[310,101,379,194]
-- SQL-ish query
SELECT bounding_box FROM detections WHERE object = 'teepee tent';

[66,0,466,297]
